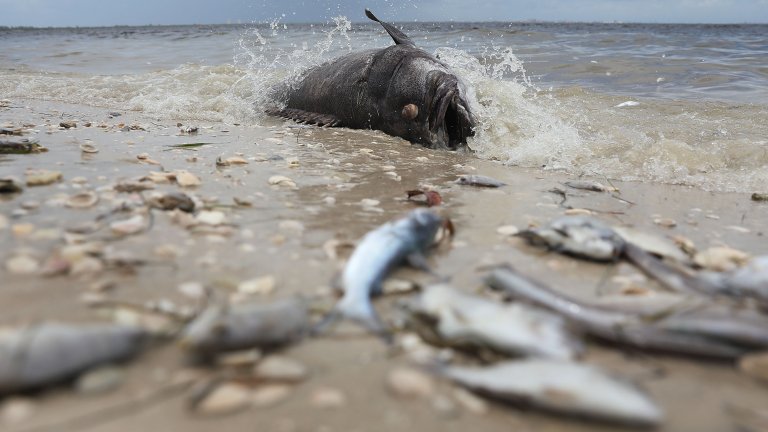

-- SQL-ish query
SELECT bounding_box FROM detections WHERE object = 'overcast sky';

[1,0,767,27]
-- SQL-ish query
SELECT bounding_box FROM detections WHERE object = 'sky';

[1,0,767,27]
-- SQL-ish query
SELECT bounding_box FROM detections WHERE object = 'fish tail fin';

[312,301,393,344]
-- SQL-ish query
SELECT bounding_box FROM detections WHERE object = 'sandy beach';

[1,97,767,431]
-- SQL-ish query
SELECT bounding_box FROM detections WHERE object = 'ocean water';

[1,19,767,192]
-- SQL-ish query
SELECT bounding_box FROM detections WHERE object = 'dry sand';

[1,98,767,431]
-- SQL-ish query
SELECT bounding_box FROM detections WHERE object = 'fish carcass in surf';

[269,10,476,150]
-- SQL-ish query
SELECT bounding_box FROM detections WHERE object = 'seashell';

[310,387,346,409]
[193,382,251,416]
[65,191,99,209]
[25,169,62,186]
[79,143,99,153]
[238,276,276,296]
[251,384,292,408]
[175,170,201,187]
[387,367,434,398]
[110,214,146,236]
[5,255,40,275]
[268,175,296,188]
[254,356,307,382]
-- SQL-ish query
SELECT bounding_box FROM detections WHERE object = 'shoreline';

[1,98,767,431]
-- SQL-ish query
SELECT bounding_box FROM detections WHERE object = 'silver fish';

[517,216,625,261]
[455,174,506,188]
[439,359,663,426]
[487,267,751,358]
[317,209,444,340]
[0,322,146,394]
[179,298,308,357]
[564,180,617,193]
[700,255,768,304]
[406,284,582,359]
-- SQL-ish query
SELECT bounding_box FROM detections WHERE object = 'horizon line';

[2,19,767,30]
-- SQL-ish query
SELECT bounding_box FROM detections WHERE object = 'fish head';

[374,48,477,150]
[405,208,445,247]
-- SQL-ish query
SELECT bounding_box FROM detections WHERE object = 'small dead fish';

[487,267,749,358]
[564,180,617,193]
[438,359,662,426]
[455,174,506,188]
[0,323,146,394]
[406,284,582,359]
[517,216,625,262]
[700,255,768,305]
[315,209,445,341]
[179,298,308,358]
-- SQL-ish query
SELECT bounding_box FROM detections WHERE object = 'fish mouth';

[428,75,475,149]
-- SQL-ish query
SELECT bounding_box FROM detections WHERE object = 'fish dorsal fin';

[365,9,415,47]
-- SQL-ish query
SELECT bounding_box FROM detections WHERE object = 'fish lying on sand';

[438,359,663,426]
[315,209,446,341]
[0,322,146,394]
[179,298,309,359]
[700,255,768,306]
[404,283,582,359]
[454,174,506,188]
[487,267,758,358]
[517,216,625,261]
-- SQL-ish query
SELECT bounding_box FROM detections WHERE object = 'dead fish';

[438,359,662,426]
[179,298,308,358]
[455,174,506,188]
[315,209,445,341]
[564,180,617,193]
[487,267,750,358]
[699,256,768,305]
[517,216,625,261]
[0,323,146,394]
[406,284,582,359]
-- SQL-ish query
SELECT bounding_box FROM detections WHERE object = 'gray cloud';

[0,0,766,27]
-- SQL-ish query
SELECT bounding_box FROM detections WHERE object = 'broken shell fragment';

[694,246,751,272]
[386,367,434,398]
[25,169,62,186]
[110,214,147,236]
[5,255,40,275]
[175,170,201,187]
[192,382,251,416]
[268,175,296,188]
[79,143,99,154]
[65,191,99,209]
[148,191,195,212]
[254,356,308,382]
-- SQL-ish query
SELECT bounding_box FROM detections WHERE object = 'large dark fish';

[270,9,476,150]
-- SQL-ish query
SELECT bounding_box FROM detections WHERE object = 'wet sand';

[1,98,767,431]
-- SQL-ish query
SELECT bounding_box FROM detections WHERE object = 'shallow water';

[1,20,767,191]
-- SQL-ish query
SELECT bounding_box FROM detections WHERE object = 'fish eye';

[401,104,419,120]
